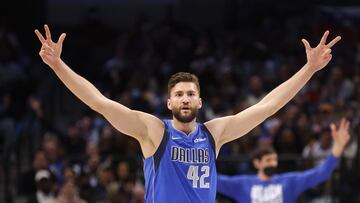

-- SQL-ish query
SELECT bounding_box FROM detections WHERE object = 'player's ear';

[167,98,172,110]
[198,98,202,109]
[253,159,260,170]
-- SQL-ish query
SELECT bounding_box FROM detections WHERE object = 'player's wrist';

[50,58,64,72]
[332,144,344,158]
[304,62,318,74]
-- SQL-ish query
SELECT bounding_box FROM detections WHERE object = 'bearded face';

[167,82,202,123]
[171,105,199,123]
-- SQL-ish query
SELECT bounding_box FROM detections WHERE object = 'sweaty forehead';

[171,82,198,93]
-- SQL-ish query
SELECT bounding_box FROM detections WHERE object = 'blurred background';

[1,0,360,202]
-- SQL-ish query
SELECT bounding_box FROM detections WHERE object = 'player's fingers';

[323,54,332,61]
[43,43,54,52]
[35,29,46,44]
[57,33,66,45]
[319,30,329,45]
[39,50,52,57]
[44,24,53,41]
[322,49,331,57]
[302,39,311,51]
[326,36,341,48]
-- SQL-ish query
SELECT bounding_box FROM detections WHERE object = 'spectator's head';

[249,75,263,95]
[167,72,202,123]
[116,160,130,181]
[107,183,128,203]
[101,124,113,139]
[67,123,82,140]
[131,181,145,203]
[87,154,100,173]
[98,161,114,186]
[33,150,48,170]
[296,113,309,129]
[42,134,61,162]
[86,142,99,157]
[283,105,300,123]
[319,103,333,115]
[79,113,94,131]
[278,127,296,147]
[329,66,343,82]
[64,166,77,183]
[99,124,115,155]
[251,146,278,178]
[319,129,332,150]
[35,170,54,194]
[58,179,79,200]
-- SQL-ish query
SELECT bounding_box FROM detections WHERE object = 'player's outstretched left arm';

[206,31,341,151]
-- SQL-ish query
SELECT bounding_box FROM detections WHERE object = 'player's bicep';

[208,103,274,146]
[98,98,153,140]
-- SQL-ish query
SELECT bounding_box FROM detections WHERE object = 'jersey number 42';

[187,165,210,188]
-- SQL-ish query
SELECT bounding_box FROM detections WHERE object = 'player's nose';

[182,96,190,103]
[182,100,190,105]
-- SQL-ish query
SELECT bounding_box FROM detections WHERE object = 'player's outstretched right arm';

[35,25,163,157]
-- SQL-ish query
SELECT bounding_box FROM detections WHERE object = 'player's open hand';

[330,118,351,148]
[35,24,66,67]
[302,31,341,72]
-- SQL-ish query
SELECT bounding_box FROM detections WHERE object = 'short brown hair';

[167,72,200,95]
[250,146,276,161]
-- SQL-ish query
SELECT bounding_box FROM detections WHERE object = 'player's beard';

[172,107,198,123]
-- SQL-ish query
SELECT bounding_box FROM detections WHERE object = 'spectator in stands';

[28,169,56,203]
[19,150,49,199]
[55,179,87,203]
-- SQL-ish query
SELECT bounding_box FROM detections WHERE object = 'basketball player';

[35,24,341,202]
[217,118,350,203]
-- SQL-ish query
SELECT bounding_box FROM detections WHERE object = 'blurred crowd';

[1,5,360,203]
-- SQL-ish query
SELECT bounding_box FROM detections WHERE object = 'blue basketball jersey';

[143,119,217,203]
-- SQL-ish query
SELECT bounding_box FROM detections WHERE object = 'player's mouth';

[181,107,191,111]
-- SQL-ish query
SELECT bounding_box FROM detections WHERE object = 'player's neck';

[258,171,272,181]
[171,119,196,135]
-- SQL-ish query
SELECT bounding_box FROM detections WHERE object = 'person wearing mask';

[217,118,350,203]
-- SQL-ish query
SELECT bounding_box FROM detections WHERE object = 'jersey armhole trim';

[153,120,169,172]
[200,124,217,158]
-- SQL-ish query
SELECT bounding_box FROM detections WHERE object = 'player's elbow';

[89,102,102,113]
[258,99,281,116]
[89,97,108,113]
[267,104,281,116]
[263,103,279,117]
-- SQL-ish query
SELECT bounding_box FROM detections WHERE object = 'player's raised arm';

[35,25,163,157]
[205,31,341,151]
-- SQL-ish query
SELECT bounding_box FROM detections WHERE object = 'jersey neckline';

[167,119,199,139]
